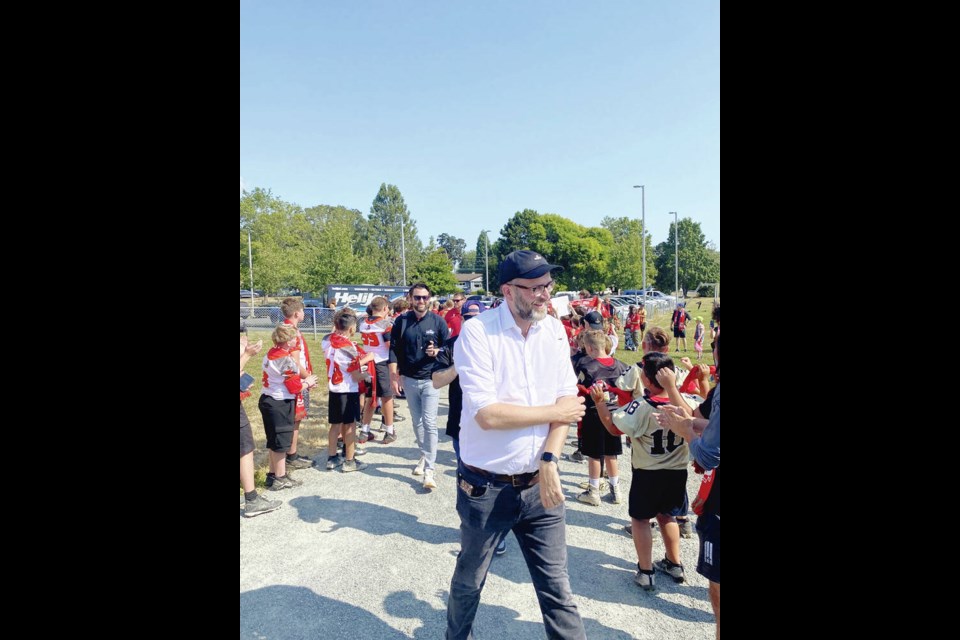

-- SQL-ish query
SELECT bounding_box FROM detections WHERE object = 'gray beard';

[515,305,547,323]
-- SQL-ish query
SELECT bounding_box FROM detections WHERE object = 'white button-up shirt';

[454,303,577,474]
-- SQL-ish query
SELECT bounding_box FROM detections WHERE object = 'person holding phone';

[389,283,449,490]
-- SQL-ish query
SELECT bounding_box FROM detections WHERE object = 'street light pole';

[633,185,646,308]
[247,229,254,318]
[481,229,490,294]
[399,214,407,286]
[669,211,679,300]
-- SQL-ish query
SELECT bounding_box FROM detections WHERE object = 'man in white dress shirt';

[446,250,587,640]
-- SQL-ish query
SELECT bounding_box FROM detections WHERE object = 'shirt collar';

[498,300,543,335]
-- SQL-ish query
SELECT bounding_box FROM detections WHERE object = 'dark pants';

[446,463,586,640]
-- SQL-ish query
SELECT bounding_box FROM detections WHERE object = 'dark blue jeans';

[446,462,586,640]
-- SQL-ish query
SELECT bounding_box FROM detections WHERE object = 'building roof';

[455,273,483,283]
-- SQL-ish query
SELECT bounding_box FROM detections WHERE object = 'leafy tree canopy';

[411,248,459,296]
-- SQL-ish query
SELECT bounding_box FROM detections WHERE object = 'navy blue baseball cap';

[583,311,604,330]
[499,250,563,283]
[463,301,483,316]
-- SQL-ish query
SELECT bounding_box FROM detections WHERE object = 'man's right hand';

[554,395,586,424]
[392,376,403,396]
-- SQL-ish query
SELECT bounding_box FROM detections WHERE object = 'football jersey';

[260,347,303,401]
[575,356,632,413]
[321,334,364,393]
[611,393,701,471]
[357,316,393,363]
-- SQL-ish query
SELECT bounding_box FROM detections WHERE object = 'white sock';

[361,423,371,433]
[609,476,620,486]
[385,425,395,435]
[589,478,600,490]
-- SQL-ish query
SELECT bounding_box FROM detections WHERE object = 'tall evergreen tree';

[475,230,494,291]
[368,184,422,286]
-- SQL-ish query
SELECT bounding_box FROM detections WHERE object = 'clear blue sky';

[240,1,720,251]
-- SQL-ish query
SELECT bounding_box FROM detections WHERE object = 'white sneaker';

[423,470,437,490]
[413,456,426,476]
[609,484,623,504]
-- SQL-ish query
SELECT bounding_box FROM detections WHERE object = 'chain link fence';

[240,306,335,337]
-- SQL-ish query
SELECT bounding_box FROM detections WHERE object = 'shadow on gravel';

[564,544,713,621]
[241,585,406,639]
[287,496,460,544]
[383,590,446,639]
[382,589,635,639]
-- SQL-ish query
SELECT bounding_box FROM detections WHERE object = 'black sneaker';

[341,458,368,473]
[286,455,313,470]
[273,472,302,488]
[243,494,282,517]
[325,455,344,470]
[265,473,276,488]
[495,538,507,556]
[634,568,656,591]
[654,557,685,583]
[268,475,297,491]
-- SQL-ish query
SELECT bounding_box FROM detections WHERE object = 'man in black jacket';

[389,282,450,490]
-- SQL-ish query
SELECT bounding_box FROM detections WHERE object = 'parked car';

[239,289,263,298]
[622,289,676,304]
[303,298,324,308]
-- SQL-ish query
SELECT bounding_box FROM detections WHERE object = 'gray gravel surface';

[240,392,715,639]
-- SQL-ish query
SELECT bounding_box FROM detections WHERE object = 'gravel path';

[240,391,715,639]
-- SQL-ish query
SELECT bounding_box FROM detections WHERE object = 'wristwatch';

[540,452,559,465]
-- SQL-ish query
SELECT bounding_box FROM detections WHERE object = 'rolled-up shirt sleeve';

[454,317,499,412]
[553,322,577,399]
[690,384,720,470]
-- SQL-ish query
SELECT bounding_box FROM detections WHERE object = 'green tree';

[493,210,613,292]
[368,183,422,286]
[654,218,720,296]
[461,249,477,272]
[474,231,495,290]
[437,233,466,268]
[240,188,308,294]
[303,205,380,292]
[411,248,459,295]
[601,216,657,291]
[539,214,611,292]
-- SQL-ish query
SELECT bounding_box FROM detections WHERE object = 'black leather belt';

[465,464,540,487]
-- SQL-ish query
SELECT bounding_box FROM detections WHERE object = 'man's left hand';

[538,460,564,509]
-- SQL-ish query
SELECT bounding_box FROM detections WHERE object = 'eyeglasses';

[509,280,555,296]
[412,295,430,301]
[453,298,464,303]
